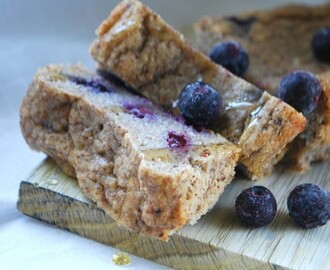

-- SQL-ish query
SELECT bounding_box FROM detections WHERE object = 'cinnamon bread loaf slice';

[89,0,306,180]
[194,4,330,171]
[20,64,240,240]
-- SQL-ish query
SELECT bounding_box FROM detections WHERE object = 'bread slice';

[284,72,330,171]
[194,4,330,171]
[89,0,306,180]
[20,64,240,240]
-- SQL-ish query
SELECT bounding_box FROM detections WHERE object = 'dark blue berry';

[178,81,222,126]
[209,41,249,77]
[167,131,190,149]
[278,70,321,116]
[311,27,330,63]
[287,183,330,229]
[235,186,277,227]
[68,75,110,93]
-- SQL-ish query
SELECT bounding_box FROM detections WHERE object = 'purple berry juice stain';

[67,75,112,93]
[167,131,191,150]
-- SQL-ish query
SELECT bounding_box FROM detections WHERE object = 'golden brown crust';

[90,0,306,179]
[238,92,306,178]
[194,3,330,171]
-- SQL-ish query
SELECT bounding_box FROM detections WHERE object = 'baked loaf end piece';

[20,64,240,240]
[194,4,330,92]
[90,0,306,180]
[284,72,330,171]
[194,4,330,172]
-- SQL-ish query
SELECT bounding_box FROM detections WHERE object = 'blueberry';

[287,183,330,229]
[278,70,321,116]
[311,27,330,63]
[235,186,277,227]
[68,75,110,93]
[178,81,222,126]
[209,41,249,77]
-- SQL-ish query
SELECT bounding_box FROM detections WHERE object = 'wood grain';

[17,158,330,270]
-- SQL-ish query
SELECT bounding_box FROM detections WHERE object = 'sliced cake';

[20,64,241,240]
[194,4,330,171]
[90,0,306,179]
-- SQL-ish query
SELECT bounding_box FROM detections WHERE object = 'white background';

[0,0,327,269]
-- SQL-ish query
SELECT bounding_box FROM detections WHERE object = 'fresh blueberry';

[68,75,110,93]
[278,70,321,116]
[167,131,190,149]
[209,41,249,77]
[311,27,330,63]
[235,186,277,227]
[178,81,222,126]
[287,183,330,229]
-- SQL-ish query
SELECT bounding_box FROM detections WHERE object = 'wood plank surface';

[17,158,330,270]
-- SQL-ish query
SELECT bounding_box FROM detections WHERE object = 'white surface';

[0,0,328,269]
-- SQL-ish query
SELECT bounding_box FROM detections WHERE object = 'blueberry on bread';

[209,41,249,77]
[278,70,321,116]
[178,81,222,126]
[312,27,330,63]
[195,4,330,172]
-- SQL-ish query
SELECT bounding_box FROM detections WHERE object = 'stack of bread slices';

[20,0,329,240]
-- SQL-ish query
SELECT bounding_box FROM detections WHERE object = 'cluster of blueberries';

[235,184,330,229]
[178,27,330,126]
[176,28,330,229]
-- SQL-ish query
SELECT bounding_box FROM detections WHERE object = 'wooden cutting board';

[17,158,330,270]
